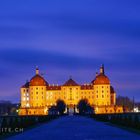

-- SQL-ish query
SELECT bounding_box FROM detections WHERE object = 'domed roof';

[30,75,48,86]
[92,65,110,85]
[29,68,48,86]
[94,74,110,85]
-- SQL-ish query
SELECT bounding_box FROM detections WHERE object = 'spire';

[36,66,39,75]
[100,64,104,74]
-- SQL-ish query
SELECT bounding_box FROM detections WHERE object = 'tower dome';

[29,68,48,86]
[94,74,110,85]
[92,65,110,85]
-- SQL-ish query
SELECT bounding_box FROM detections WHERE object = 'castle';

[19,65,123,115]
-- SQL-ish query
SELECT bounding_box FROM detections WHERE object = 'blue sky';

[0,0,140,102]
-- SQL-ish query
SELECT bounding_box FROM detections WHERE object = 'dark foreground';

[6,115,140,140]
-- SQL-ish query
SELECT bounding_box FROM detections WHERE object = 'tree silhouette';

[77,99,93,115]
[56,99,66,115]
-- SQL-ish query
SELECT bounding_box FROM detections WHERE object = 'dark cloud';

[0,0,140,102]
[0,48,102,69]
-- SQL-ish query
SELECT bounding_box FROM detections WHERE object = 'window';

[36,92,38,94]
[102,95,104,98]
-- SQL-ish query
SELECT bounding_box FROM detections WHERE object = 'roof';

[110,86,115,94]
[94,74,110,85]
[21,82,29,88]
[47,85,61,90]
[30,74,48,86]
[91,79,95,84]
[81,84,93,90]
[63,78,79,86]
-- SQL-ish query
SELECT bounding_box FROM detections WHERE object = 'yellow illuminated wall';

[19,66,123,115]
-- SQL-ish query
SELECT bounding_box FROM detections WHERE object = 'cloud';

[0,48,102,69]
[0,0,140,102]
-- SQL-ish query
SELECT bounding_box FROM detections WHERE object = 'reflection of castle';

[19,65,123,115]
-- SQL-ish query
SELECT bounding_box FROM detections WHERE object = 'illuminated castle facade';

[19,65,123,115]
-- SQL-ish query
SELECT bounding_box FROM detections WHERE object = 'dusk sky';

[0,0,140,103]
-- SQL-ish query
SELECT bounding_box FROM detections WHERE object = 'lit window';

[23,97,26,101]
[27,97,29,101]
[26,103,29,107]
